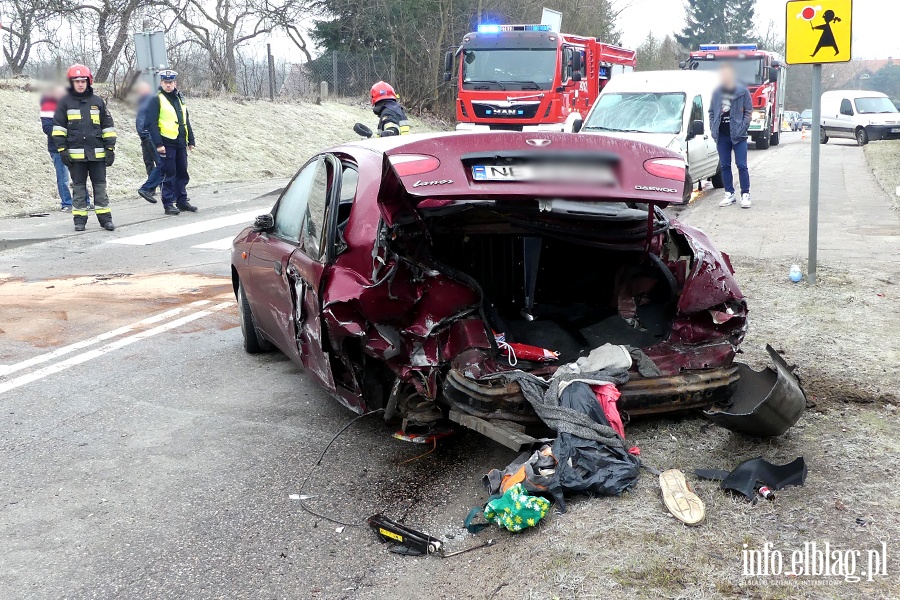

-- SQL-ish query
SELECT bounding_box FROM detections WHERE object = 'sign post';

[785,0,853,284]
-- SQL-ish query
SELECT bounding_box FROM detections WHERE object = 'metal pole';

[267,43,275,101]
[808,63,822,285]
[332,52,339,97]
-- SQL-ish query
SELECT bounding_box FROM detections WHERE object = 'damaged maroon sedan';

[231,132,804,449]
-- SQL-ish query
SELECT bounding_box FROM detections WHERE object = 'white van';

[820,90,900,146]
[577,70,723,203]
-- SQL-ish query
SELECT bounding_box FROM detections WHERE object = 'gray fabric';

[552,343,632,379]
[627,347,662,377]
[485,368,628,449]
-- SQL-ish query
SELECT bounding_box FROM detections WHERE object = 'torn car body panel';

[231,132,803,443]
[704,345,807,437]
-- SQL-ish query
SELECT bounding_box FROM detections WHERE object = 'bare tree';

[1,0,54,75]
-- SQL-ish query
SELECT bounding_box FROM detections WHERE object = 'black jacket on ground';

[51,84,116,161]
[145,88,195,148]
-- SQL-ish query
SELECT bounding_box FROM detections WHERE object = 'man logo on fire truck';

[682,44,786,150]
[445,24,637,132]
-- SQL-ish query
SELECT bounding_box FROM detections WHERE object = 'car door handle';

[273,261,282,275]
[703,135,709,140]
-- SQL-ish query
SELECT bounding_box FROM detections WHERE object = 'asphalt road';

[0,128,885,599]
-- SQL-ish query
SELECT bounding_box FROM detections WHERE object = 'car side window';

[273,157,322,242]
[690,95,704,124]
[301,158,333,259]
[840,99,853,115]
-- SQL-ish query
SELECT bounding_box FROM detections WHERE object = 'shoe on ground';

[74,223,86,232]
[659,469,705,526]
[102,221,115,231]
[718,192,736,207]
[176,201,198,212]
[60,205,72,212]
[164,206,181,215]
[138,189,158,204]
[740,193,752,209]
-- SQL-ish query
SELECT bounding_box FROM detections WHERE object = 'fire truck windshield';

[690,58,764,86]
[462,49,557,90]
[583,93,686,134]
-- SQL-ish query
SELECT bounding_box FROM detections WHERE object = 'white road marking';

[0,302,232,396]
[0,300,213,378]
[109,211,260,246]
[191,236,235,250]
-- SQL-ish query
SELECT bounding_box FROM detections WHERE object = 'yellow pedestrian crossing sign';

[785,0,852,64]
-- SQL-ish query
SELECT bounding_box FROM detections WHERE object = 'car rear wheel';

[755,129,770,150]
[856,128,869,146]
[820,129,829,144]
[238,281,273,354]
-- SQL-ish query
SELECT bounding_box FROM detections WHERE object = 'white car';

[577,70,723,203]
[820,90,900,146]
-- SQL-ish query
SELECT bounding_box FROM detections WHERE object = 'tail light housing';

[643,158,685,181]
[389,154,441,177]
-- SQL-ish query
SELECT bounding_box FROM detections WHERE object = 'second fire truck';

[682,43,786,150]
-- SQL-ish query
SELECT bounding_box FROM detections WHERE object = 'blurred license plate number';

[892,128,900,133]
[472,164,614,184]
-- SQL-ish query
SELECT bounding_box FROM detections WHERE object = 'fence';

[280,51,394,100]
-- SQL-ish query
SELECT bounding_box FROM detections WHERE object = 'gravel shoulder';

[864,140,900,209]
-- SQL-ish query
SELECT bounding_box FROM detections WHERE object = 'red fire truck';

[682,44,786,150]
[444,24,637,132]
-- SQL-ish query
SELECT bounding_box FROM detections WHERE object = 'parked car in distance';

[800,109,813,129]
[820,90,900,146]
[576,70,723,204]
[231,131,805,448]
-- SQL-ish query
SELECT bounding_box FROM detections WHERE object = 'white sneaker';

[740,193,752,208]
[719,192,736,207]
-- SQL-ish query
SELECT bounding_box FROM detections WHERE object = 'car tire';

[820,129,829,144]
[771,131,780,146]
[710,166,725,189]
[756,130,770,150]
[856,128,869,146]
[238,281,273,354]
[682,171,693,204]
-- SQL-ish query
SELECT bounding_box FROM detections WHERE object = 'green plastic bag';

[483,483,550,532]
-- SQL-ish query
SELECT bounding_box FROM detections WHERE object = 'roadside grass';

[863,140,900,208]
[0,78,439,217]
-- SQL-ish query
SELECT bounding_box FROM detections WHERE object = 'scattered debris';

[695,456,807,501]
[658,469,705,526]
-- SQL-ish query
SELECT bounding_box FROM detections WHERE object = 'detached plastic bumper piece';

[704,345,806,437]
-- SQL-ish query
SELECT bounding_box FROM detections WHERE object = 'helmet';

[159,69,178,81]
[66,64,93,84]
[370,81,397,105]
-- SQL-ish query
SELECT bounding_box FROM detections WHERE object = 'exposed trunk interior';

[426,207,679,365]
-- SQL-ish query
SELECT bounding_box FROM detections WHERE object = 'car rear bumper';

[443,365,741,423]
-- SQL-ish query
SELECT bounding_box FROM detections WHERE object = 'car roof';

[599,70,721,95]
[338,132,478,154]
[822,89,889,99]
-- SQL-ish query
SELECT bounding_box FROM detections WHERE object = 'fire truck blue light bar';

[477,24,552,33]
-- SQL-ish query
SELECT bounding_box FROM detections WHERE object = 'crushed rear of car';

[309,133,804,446]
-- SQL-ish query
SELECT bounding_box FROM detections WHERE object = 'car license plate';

[891,128,900,133]
[472,163,615,185]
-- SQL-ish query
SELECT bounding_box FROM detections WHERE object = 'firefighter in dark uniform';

[370,81,410,137]
[52,64,117,231]
[146,70,197,215]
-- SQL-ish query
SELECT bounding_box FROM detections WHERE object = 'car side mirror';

[688,119,704,138]
[573,70,582,82]
[442,72,451,82]
[769,68,779,84]
[254,213,274,230]
[572,118,583,133]
[571,51,582,74]
[353,123,373,138]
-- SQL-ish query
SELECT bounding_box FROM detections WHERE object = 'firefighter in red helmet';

[52,64,117,231]
[370,81,410,137]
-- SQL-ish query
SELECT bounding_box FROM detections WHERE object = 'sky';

[616,0,900,59]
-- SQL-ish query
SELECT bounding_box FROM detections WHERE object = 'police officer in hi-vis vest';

[145,70,197,215]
